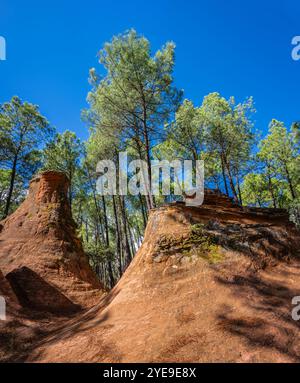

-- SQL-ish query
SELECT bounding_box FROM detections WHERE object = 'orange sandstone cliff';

[0,171,103,312]
[28,191,300,363]
[1,175,300,363]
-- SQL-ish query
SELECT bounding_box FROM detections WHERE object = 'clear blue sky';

[1,0,299,140]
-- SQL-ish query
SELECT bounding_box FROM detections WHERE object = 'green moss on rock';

[155,223,224,264]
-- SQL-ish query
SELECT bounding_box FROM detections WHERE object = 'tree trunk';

[220,155,229,196]
[141,102,154,210]
[102,196,109,246]
[267,172,277,208]
[102,196,114,288]
[3,154,18,219]
[236,175,243,205]
[107,260,114,289]
[285,164,296,200]
[144,134,154,209]
[223,156,239,202]
[112,195,122,277]
[118,195,132,269]
[86,166,105,242]
[139,193,147,229]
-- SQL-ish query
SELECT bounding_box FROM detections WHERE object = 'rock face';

[172,189,299,269]
[0,171,103,312]
[26,191,300,363]
[6,267,80,314]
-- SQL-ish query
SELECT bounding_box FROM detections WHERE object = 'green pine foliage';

[1,30,299,288]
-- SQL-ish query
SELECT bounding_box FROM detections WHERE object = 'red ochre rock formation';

[24,192,300,363]
[0,171,103,313]
[1,184,300,363]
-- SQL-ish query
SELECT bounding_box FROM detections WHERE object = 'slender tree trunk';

[139,193,147,229]
[227,171,238,202]
[118,195,132,269]
[236,175,243,205]
[223,156,238,202]
[284,164,296,200]
[267,172,277,208]
[86,166,105,242]
[112,195,122,277]
[141,101,154,210]
[76,200,83,227]
[3,155,18,219]
[107,260,114,289]
[136,137,152,212]
[144,134,154,209]
[102,196,114,287]
[220,155,229,196]
[102,196,109,245]
[128,224,135,259]
[124,209,135,258]
[85,219,89,243]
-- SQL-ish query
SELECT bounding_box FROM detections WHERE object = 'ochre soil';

[1,177,300,362]
[0,171,104,311]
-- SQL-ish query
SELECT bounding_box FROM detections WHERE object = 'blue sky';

[0,0,299,140]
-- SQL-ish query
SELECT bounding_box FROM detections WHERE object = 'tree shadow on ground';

[215,269,300,361]
[21,285,122,362]
[0,274,121,362]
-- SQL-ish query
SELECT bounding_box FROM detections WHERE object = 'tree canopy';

[1,30,299,288]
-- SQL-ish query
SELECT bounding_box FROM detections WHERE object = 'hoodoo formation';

[0,171,104,312]
[0,173,300,362]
